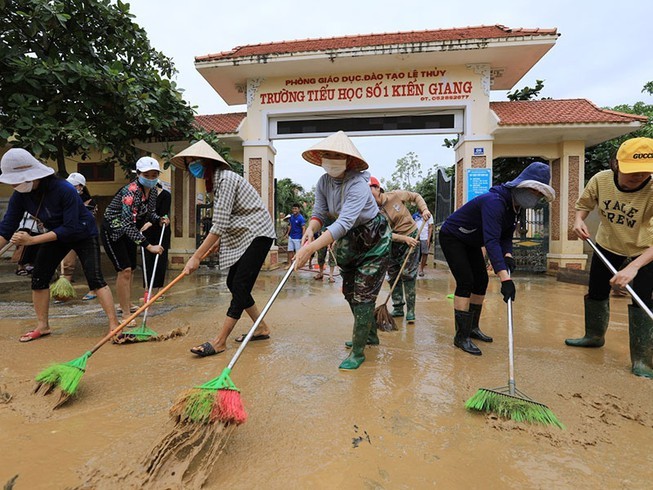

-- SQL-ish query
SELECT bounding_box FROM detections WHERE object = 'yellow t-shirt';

[575,170,653,257]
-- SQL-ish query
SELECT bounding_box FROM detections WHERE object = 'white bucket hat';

[301,131,368,171]
[66,172,86,187]
[136,156,161,173]
[0,148,55,185]
[170,140,231,170]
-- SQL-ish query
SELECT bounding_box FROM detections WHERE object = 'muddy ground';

[0,261,652,489]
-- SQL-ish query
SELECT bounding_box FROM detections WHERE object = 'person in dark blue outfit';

[0,148,120,342]
[439,162,555,356]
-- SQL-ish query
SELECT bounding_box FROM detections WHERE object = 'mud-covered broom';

[116,225,167,343]
[34,251,205,408]
[50,262,76,301]
[465,277,564,428]
[375,219,426,332]
[170,263,295,426]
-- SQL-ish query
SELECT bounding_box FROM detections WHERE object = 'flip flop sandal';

[190,342,224,357]
[235,333,270,343]
[117,305,138,314]
[314,274,324,280]
[82,293,97,301]
[15,269,29,276]
[19,330,51,342]
[120,318,137,328]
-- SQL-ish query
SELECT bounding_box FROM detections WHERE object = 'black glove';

[504,256,516,273]
[500,279,516,303]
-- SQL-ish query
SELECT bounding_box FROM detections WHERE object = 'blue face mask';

[138,175,159,189]
[189,161,205,179]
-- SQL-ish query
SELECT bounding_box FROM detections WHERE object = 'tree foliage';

[0,0,200,175]
[507,79,547,101]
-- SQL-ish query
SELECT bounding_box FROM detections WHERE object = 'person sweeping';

[438,162,555,356]
[567,137,653,379]
[0,148,121,341]
[170,140,276,358]
[294,131,391,370]
[369,176,431,323]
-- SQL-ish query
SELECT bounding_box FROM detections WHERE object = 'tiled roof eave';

[497,121,644,127]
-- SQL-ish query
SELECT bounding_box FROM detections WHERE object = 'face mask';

[322,158,347,178]
[77,187,83,195]
[14,181,33,193]
[512,187,541,209]
[189,161,205,179]
[138,175,159,189]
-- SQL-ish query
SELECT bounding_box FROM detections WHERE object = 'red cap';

[369,176,381,187]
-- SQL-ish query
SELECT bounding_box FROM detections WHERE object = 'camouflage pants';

[317,245,336,267]
[388,230,420,309]
[333,214,391,305]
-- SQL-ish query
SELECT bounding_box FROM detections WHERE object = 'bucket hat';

[616,137,653,174]
[505,162,555,202]
[136,156,161,173]
[301,131,368,171]
[170,140,231,171]
[0,148,54,185]
[66,172,86,187]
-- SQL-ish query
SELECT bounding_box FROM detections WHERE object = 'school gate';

[157,25,645,272]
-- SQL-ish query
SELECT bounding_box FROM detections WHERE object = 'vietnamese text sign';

[466,168,492,202]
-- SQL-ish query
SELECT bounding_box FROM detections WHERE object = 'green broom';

[465,279,564,429]
[50,262,76,302]
[375,219,426,332]
[34,260,197,408]
[117,225,167,343]
[171,263,295,426]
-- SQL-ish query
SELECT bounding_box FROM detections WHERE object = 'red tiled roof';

[490,99,648,125]
[194,112,246,134]
[196,25,558,62]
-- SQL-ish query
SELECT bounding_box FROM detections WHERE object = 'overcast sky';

[127,0,652,190]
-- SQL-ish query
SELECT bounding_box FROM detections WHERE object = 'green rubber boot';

[469,303,492,342]
[565,296,609,347]
[628,305,653,379]
[340,303,375,370]
[404,280,416,323]
[391,285,404,317]
[344,323,379,348]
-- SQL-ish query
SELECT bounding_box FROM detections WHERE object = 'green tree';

[0,0,198,175]
[276,178,305,216]
[507,79,547,101]
[384,151,423,191]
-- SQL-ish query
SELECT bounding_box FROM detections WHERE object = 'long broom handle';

[382,218,428,307]
[226,262,295,371]
[0,242,14,258]
[506,273,516,396]
[141,246,149,296]
[87,247,212,355]
[586,238,653,321]
[142,224,166,324]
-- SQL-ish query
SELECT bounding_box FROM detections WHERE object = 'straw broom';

[464,275,564,428]
[34,249,210,409]
[375,219,427,332]
[50,262,76,301]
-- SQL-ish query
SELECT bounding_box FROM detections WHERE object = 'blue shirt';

[440,185,516,273]
[0,176,97,243]
[288,213,306,239]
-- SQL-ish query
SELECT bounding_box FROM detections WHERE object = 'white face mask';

[14,181,33,193]
[322,158,347,178]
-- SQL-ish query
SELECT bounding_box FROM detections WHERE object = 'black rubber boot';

[454,309,481,356]
[340,303,375,370]
[468,303,493,342]
[565,295,609,347]
[628,305,653,379]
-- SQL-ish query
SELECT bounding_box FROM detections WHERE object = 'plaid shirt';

[210,169,275,269]
[102,180,160,246]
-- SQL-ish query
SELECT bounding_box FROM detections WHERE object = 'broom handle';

[142,224,166,323]
[141,246,149,296]
[382,218,427,307]
[87,247,212,355]
[226,262,295,371]
[0,242,14,258]
[507,277,516,396]
[586,238,653,321]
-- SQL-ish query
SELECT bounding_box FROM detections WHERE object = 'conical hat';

[170,140,231,170]
[301,131,368,171]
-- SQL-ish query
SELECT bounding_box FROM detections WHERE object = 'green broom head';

[465,388,565,429]
[50,277,76,301]
[34,351,92,396]
[113,322,159,343]
[170,368,239,425]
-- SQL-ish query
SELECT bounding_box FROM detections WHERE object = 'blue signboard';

[466,168,492,202]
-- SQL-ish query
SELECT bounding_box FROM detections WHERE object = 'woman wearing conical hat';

[294,131,391,370]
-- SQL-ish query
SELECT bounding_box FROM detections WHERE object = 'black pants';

[101,225,137,272]
[142,225,170,288]
[226,237,274,319]
[588,243,653,307]
[31,236,107,291]
[439,231,489,298]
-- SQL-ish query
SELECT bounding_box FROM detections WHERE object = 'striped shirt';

[209,169,276,269]
[576,170,653,257]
